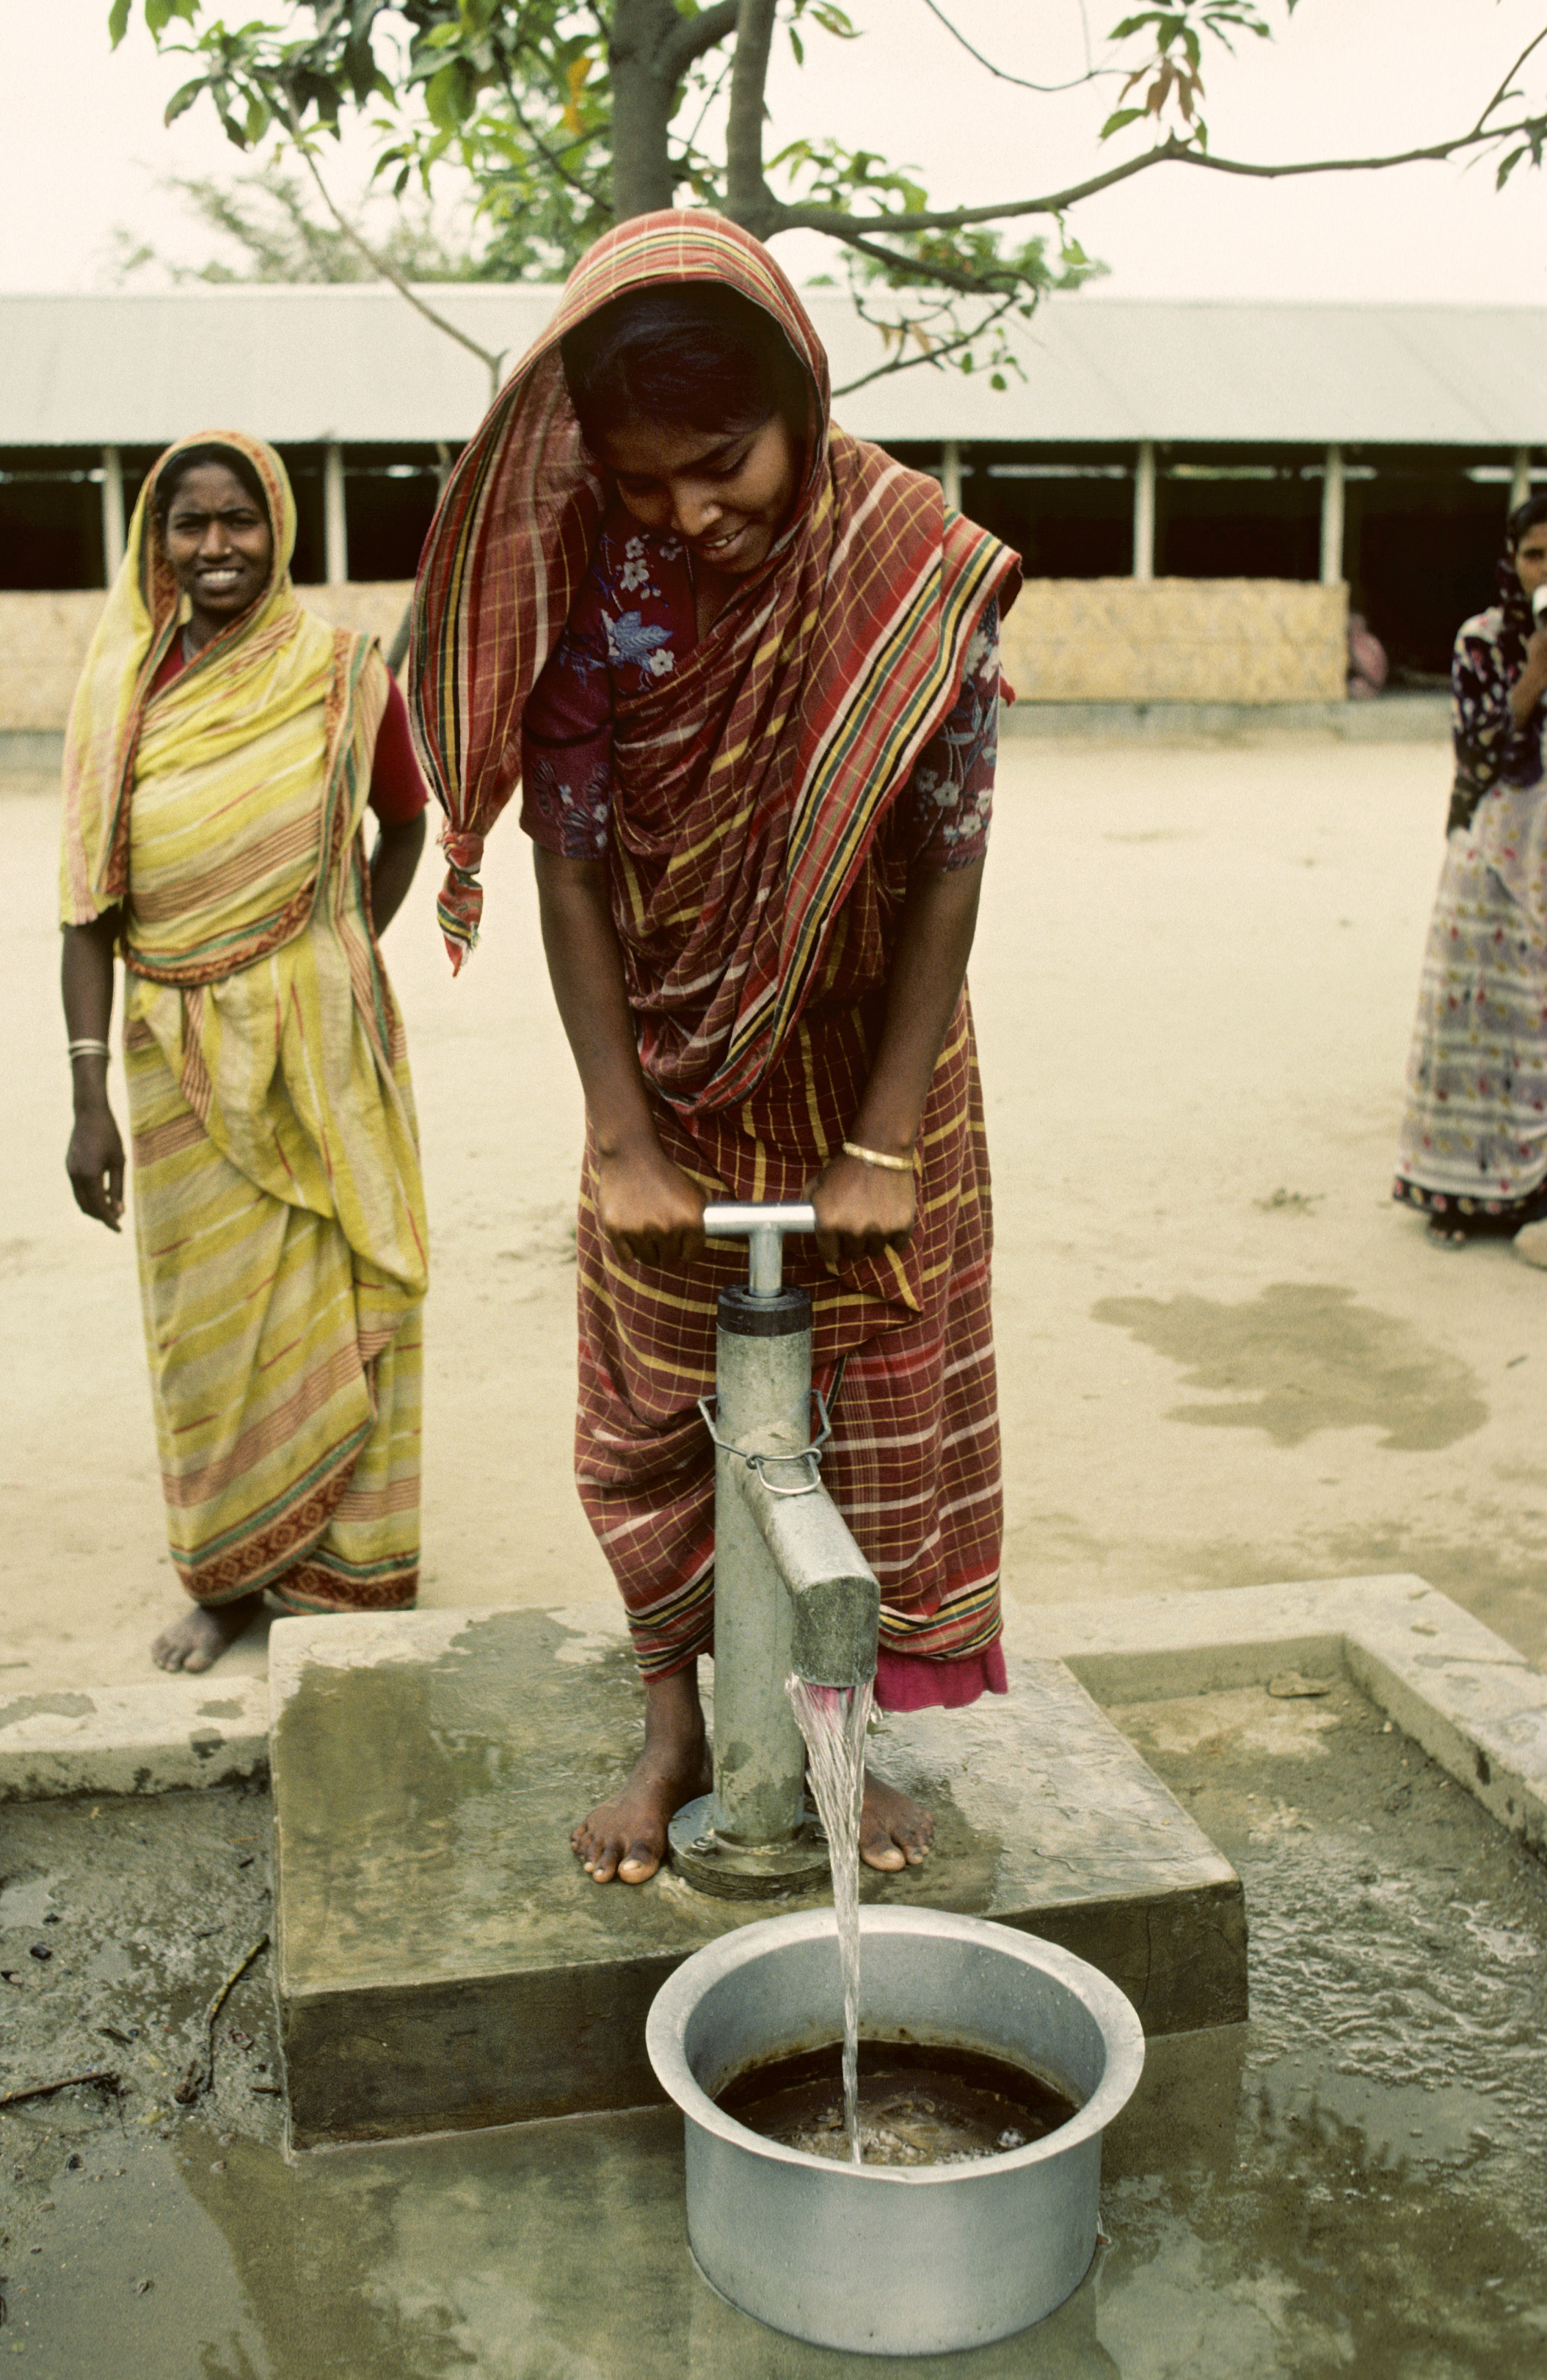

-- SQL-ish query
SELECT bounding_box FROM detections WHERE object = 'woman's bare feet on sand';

[860,1772,934,1872]
[572,1667,713,1885]
[150,1593,263,1674]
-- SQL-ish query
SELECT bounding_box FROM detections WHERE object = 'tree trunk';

[724,0,779,237]
[608,0,685,219]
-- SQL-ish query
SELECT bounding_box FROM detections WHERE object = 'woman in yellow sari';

[59,432,429,1673]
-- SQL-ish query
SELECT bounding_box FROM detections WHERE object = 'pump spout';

[667,1202,882,1895]
[732,1463,881,1692]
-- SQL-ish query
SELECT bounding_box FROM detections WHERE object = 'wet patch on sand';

[1093,1281,1488,1451]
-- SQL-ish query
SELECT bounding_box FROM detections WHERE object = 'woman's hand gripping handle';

[807,856,983,1267]
[534,847,707,1267]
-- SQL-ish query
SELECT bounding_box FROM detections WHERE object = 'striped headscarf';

[410,208,1019,1110]
[60,431,383,983]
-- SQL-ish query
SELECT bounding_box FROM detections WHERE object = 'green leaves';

[101,0,1547,396]
[1498,120,1547,188]
[424,59,476,131]
[1101,0,1280,145]
[109,0,199,40]
[164,76,204,124]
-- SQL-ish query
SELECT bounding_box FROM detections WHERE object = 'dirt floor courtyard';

[6,721,1547,1692]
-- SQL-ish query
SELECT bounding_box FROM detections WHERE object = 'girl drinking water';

[411,212,1020,1883]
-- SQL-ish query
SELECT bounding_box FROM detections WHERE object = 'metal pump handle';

[702,1201,817,1299]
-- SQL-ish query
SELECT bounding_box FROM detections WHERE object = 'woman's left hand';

[808,1151,917,1264]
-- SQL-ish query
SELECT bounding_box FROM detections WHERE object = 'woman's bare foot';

[572,1666,712,1885]
[860,1771,934,1872]
[150,1593,263,1675]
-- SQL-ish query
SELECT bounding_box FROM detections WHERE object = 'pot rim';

[646,1904,1146,2188]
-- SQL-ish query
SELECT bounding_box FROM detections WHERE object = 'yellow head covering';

[60,429,329,928]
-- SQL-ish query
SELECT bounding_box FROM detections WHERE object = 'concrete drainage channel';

[1,1574,1546,2375]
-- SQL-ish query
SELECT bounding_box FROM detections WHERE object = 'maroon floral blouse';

[520,507,1000,867]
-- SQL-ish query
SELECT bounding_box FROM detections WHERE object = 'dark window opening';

[881,441,1135,577]
[1154,446,1322,581]
[1347,450,1518,681]
[0,449,105,589]
[342,445,453,582]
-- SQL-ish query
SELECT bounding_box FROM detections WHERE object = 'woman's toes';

[859,1822,907,1872]
[859,1777,933,1869]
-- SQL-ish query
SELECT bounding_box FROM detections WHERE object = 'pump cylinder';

[709,1285,812,1847]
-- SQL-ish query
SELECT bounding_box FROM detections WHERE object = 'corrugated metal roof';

[3,285,1545,448]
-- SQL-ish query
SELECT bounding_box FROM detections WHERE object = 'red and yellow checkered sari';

[410,213,1019,1702]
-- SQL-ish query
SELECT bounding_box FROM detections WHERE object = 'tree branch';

[659,0,741,82]
[1473,26,1547,134]
[771,115,1547,242]
[725,0,778,225]
[283,104,507,400]
[919,0,1115,95]
[831,290,1023,399]
[495,52,608,208]
[832,229,1022,299]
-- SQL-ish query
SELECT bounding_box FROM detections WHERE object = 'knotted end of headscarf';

[437,827,486,975]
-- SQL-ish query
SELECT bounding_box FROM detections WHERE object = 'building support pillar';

[1511,446,1532,512]
[1320,443,1345,586]
[323,440,349,586]
[940,438,961,514]
[1132,440,1156,583]
[101,445,125,584]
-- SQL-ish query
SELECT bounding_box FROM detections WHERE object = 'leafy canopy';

[107,4,1547,390]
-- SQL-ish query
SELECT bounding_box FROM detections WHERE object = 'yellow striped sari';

[61,432,427,1612]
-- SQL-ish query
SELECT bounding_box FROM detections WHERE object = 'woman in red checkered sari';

[410,213,1019,1883]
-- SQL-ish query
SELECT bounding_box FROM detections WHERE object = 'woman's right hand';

[595,1141,707,1268]
[67,1102,125,1231]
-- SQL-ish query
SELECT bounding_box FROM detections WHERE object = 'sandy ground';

[7,724,1547,1695]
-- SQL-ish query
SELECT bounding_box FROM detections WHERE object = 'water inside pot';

[716,2037,1080,2168]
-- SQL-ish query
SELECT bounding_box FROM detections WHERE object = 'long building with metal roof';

[3,287,1544,681]
[4,286,1547,448]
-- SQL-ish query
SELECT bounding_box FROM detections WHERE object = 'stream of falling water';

[786,1673,875,2166]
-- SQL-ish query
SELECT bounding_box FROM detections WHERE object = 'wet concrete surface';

[271,1609,1242,2144]
[4,1681,1546,2376]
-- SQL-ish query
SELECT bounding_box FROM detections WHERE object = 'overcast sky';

[4,0,1546,302]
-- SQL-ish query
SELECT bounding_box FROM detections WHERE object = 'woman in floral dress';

[1394,495,1547,1253]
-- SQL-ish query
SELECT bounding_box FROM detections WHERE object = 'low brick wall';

[0,583,413,735]
[998,577,1348,705]
[3,575,1346,732]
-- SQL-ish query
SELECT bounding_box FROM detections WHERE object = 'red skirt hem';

[873,1638,1008,1713]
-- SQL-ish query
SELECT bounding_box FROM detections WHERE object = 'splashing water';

[787,1673,874,2166]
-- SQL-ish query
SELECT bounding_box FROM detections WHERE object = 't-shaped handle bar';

[702,1201,818,1299]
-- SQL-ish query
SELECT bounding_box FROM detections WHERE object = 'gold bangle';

[841,1140,914,1173]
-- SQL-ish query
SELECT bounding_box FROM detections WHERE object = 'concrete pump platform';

[269,1603,1246,2152]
